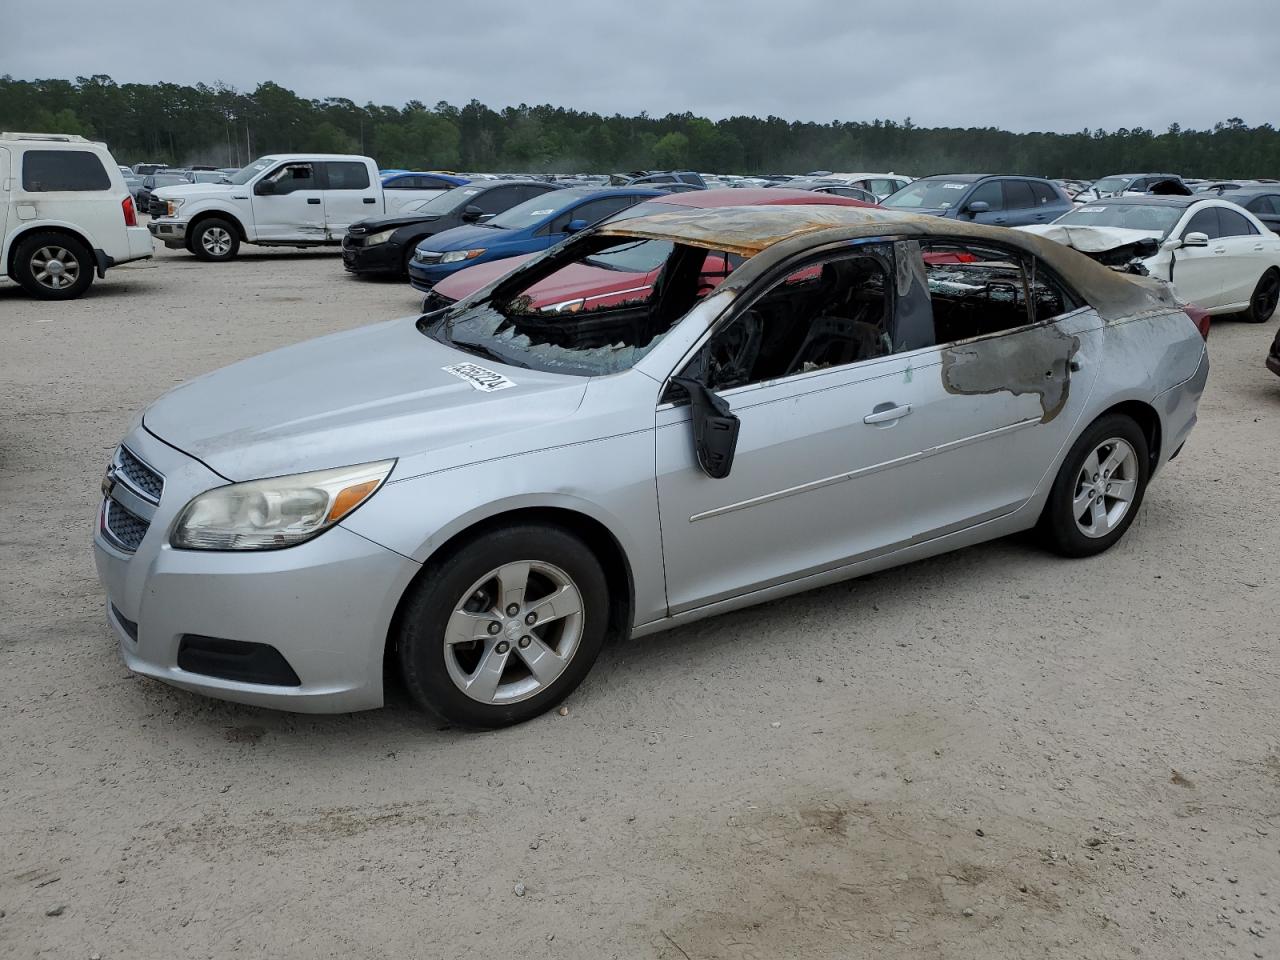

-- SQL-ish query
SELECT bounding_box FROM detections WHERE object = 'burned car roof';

[595,205,1177,321]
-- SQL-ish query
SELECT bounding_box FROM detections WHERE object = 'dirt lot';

[2,236,1279,960]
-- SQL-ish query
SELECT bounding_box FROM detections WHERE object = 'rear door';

[321,161,378,235]
[1000,179,1041,226]
[0,146,10,262]
[1214,206,1268,306]
[1244,194,1280,233]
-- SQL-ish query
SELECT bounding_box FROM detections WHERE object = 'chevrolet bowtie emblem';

[101,464,117,499]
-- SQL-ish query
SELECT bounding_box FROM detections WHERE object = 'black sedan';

[1217,186,1280,234]
[342,180,563,277]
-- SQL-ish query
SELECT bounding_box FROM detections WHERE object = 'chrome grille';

[414,250,443,264]
[104,500,149,552]
[117,446,163,503]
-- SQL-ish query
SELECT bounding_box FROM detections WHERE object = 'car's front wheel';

[397,524,610,727]
[1242,269,1280,324]
[1039,414,1150,558]
[188,218,240,262]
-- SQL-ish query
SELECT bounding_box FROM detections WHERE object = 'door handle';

[864,403,912,425]
[1255,244,1265,251]
[1212,246,1226,254]
[307,198,321,204]
[363,197,376,203]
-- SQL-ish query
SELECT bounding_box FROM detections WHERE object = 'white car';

[1022,196,1280,323]
[1,132,153,299]
[826,172,914,200]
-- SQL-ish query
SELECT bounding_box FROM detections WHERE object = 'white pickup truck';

[149,154,412,261]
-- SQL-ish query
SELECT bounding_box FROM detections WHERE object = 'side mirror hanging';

[671,377,740,480]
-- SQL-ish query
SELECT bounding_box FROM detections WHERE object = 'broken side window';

[918,240,1033,344]
[1027,258,1085,323]
[679,246,895,394]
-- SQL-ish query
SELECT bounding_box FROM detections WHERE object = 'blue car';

[882,174,1072,227]
[382,171,471,191]
[407,186,662,291]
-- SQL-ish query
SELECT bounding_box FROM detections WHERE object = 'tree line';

[2,74,1277,178]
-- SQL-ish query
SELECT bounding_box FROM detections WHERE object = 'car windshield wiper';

[448,338,530,370]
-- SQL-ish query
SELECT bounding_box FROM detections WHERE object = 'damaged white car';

[1023,196,1280,323]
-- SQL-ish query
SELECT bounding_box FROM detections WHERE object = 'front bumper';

[342,238,402,275]
[93,425,421,713]
[148,218,188,249]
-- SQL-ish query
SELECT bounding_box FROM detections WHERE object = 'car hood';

[351,212,446,234]
[1019,224,1163,254]
[143,317,588,481]
[152,182,234,201]
[434,255,652,307]
[420,222,510,252]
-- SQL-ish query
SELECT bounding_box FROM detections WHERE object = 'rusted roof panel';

[598,206,1177,320]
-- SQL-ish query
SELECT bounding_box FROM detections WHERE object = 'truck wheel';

[12,232,95,300]
[188,218,240,262]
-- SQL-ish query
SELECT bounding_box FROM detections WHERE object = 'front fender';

[176,199,250,235]
[339,430,666,627]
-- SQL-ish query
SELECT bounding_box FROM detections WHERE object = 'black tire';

[11,231,94,300]
[397,524,610,728]
[1242,269,1280,324]
[401,245,417,278]
[1038,413,1150,558]
[188,218,240,261]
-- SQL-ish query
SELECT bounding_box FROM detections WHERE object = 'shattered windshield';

[1055,203,1183,238]
[883,178,977,210]
[1090,177,1131,195]
[418,234,718,377]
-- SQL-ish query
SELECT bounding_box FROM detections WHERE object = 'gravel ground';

[2,237,1279,960]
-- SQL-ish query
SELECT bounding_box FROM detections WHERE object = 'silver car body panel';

[95,207,1208,711]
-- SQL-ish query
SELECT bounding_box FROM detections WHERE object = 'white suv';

[1,132,153,299]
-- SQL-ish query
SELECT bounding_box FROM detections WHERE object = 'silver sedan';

[94,206,1208,727]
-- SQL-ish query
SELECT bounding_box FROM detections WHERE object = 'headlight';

[440,248,485,263]
[165,198,185,217]
[363,229,395,246]
[171,460,395,551]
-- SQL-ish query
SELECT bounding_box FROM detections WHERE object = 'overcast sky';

[3,0,1273,133]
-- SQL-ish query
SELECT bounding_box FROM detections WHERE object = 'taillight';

[122,195,137,227]
[1182,303,1211,341]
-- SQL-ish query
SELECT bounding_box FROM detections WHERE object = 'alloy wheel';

[1072,437,1139,539]
[201,226,233,257]
[30,245,81,291]
[443,560,585,704]
[1253,272,1280,320]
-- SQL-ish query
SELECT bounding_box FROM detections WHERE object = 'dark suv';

[882,174,1072,227]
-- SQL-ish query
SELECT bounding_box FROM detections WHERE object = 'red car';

[422,188,876,313]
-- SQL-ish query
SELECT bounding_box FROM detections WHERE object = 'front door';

[251,161,325,241]
[656,238,1102,615]
[320,160,379,236]
[1169,207,1226,308]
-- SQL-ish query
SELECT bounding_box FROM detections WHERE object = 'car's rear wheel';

[12,232,94,300]
[1242,269,1280,324]
[1039,414,1150,558]
[397,524,610,727]
[188,218,240,261]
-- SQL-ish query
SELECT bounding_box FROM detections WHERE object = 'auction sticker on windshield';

[443,362,517,392]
